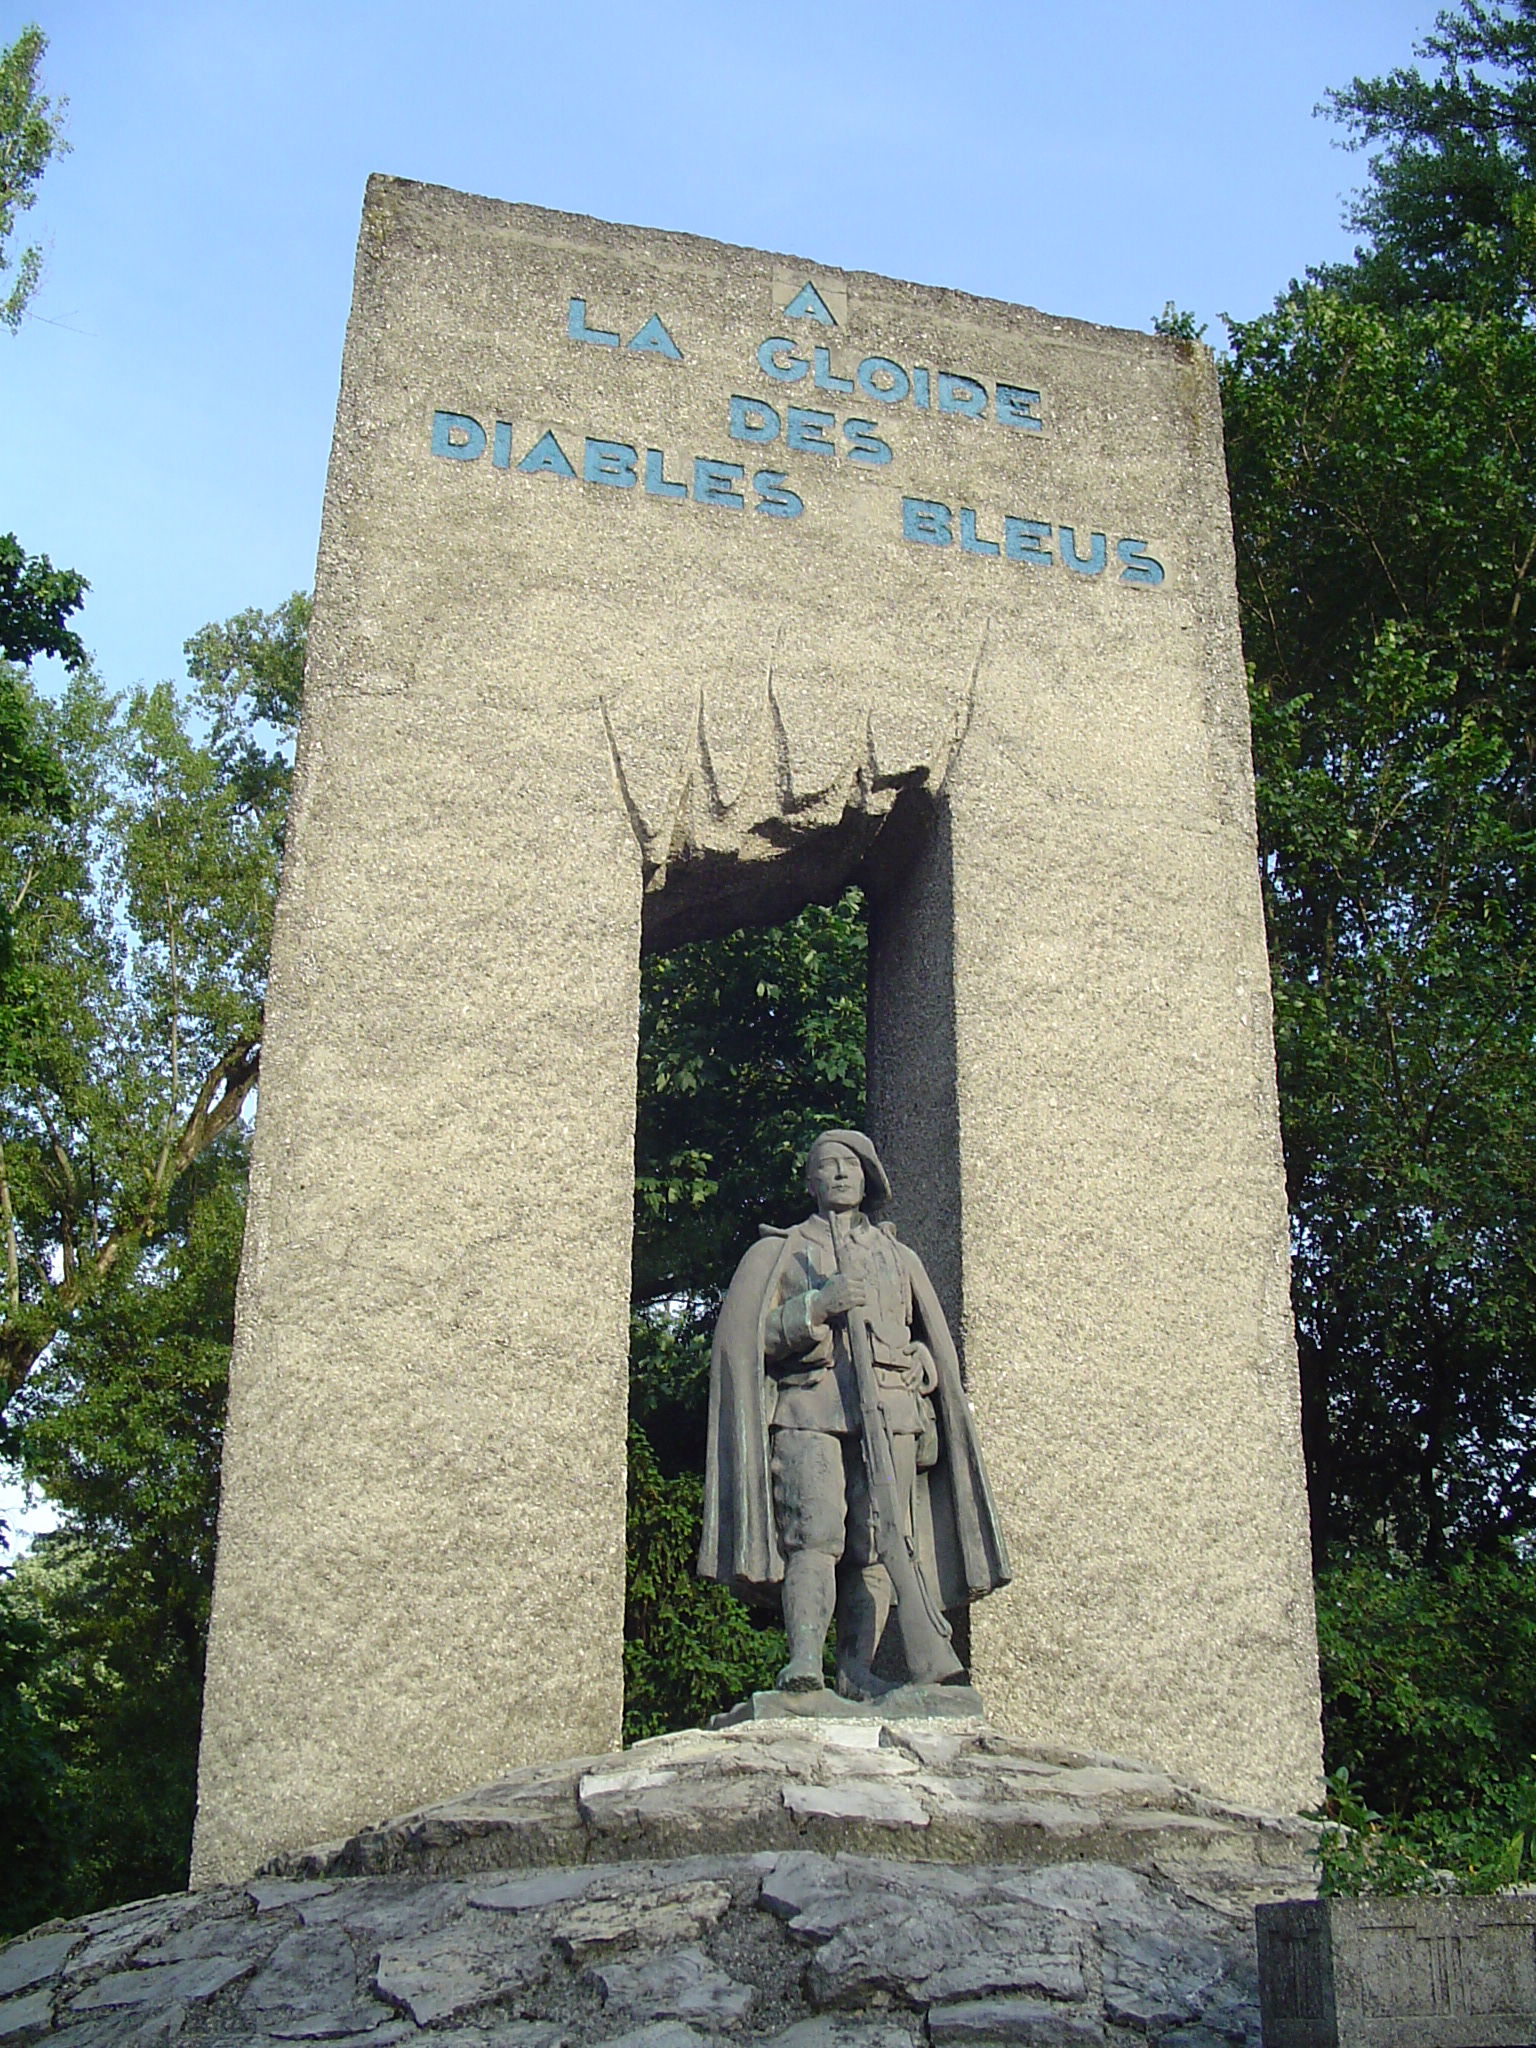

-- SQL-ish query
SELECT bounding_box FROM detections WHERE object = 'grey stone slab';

[550,1884,732,1961]
[433,2029,569,2048]
[469,1872,594,1913]
[782,1784,929,1828]
[140,1919,269,1965]
[0,1930,78,1996]
[270,2026,416,2048]
[372,1924,546,2026]
[267,2013,397,2040]
[587,1945,752,2025]
[925,2001,1109,2045]
[591,2027,707,2048]
[244,1926,360,2012]
[248,1884,341,1916]
[51,2009,191,2048]
[806,1902,1084,2009]
[0,1990,54,2039]
[761,2022,920,2047]
[454,2031,571,2048]
[1099,1913,1226,2032]
[997,1863,1152,1914]
[757,1852,847,1923]
[68,1908,192,1979]
[713,1689,984,1730]
[70,1957,256,2011]
[256,1725,1321,1914]
[302,1881,472,1941]
[583,1769,788,1851]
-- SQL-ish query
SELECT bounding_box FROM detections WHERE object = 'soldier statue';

[698,1129,1010,1698]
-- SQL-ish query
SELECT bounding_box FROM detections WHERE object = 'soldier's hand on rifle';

[810,1274,867,1325]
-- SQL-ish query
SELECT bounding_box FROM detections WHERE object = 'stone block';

[925,2001,1109,2045]
[586,1945,753,2024]
[371,1921,545,2025]
[1257,1895,1536,2046]
[0,1991,54,2040]
[68,1956,255,2011]
[0,1934,77,1999]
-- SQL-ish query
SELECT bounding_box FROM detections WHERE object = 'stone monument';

[700,1128,1009,1699]
[191,176,1323,1885]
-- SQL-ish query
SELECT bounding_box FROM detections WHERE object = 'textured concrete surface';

[4,1720,1317,2045]
[195,178,1321,1883]
[1258,1895,1536,2046]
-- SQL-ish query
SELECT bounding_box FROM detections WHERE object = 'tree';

[1322,0,1536,314]
[0,595,307,1417]
[1223,2,1536,1567]
[0,532,86,678]
[1225,287,1536,1563]
[0,603,302,1918]
[0,23,67,332]
[2,1141,243,1923]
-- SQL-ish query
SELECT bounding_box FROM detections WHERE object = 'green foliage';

[1224,280,1536,1563]
[0,1561,74,1933]
[1322,0,1536,314]
[0,23,67,332]
[1152,302,1206,341]
[1319,1552,1536,1811]
[623,891,866,1736]
[0,533,87,674]
[0,597,305,1417]
[622,1422,784,1741]
[1313,1554,1536,1892]
[0,602,300,1926]
[0,1146,241,1922]
[1310,1770,1447,1895]
[631,893,867,1476]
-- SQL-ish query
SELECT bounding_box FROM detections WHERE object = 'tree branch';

[0,1030,263,1415]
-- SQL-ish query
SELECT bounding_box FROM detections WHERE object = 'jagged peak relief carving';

[602,627,984,896]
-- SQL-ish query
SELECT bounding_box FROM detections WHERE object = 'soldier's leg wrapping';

[837,1431,919,1686]
[770,1429,847,1686]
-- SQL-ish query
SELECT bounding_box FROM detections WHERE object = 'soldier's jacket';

[763,1211,937,1436]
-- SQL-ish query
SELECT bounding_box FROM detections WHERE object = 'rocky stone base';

[265,1717,1316,1915]
[0,1719,1317,2047]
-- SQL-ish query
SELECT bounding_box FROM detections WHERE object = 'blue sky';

[5,0,1433,697]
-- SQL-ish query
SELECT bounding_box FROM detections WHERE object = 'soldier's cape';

[697,1218,1012,1609]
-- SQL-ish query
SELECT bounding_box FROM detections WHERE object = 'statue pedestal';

[711,1684,987,1728]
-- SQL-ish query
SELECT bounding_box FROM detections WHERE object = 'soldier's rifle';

[829,1213,963,1687]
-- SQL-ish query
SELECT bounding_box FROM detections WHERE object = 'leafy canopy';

[1324,0,1536,312]
[0,23,67,331]
[0,596,307,1418]
[1223,2,1536,1567]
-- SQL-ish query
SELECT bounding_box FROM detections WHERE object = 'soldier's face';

[808,1142,865,1214]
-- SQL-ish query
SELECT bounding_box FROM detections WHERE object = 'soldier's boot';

[835,1565,894,1699]
[777,1549,836,1691]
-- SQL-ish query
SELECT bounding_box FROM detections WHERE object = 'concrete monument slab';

[194,177,1321,1883]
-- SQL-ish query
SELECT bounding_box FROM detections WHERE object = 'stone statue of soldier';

[698,1129,1010,1698]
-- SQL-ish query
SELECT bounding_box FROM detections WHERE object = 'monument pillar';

[870,626,1318,1807]
[191,674,645,1882]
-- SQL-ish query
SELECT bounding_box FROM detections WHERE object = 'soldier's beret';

[806,1129,893,1208]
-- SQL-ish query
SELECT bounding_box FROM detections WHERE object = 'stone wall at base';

[7,1717,1322,2047]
